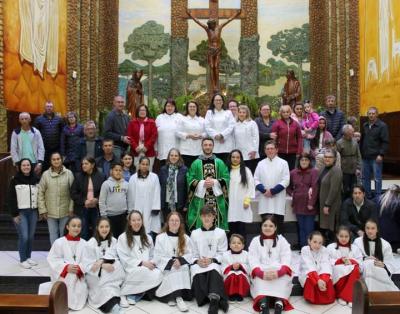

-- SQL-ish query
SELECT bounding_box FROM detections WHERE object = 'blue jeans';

[296,214,315,248]
[362,158,383,199]
[47,216,69,245]
[81,208,99,240]
[14,209,38,262]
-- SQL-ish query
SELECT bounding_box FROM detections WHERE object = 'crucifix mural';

[186,0,242,94]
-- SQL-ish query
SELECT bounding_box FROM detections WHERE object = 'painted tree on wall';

[267,23,309,89]
[124,21,170,104]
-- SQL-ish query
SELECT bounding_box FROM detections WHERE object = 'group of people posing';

[6,93,399,313]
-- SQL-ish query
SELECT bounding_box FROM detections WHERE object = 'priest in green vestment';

[186,138,230,230]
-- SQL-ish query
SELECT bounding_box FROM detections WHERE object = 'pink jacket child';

[302,102,319,139]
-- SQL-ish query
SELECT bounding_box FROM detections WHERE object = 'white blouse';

[234,120,260,160]
[205,109,236,153]
[155,113,182,160]
[176,115,206,156]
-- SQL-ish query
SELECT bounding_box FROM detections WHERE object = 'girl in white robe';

[117,210,163,305]
[190,206,229,314]
[248,215,293,314]
[128,157,161,235]
[86,217,126,313]
[221,234,250,302]
[46,216,90,311]
[227,149,255,238]
[299,231,335,305]
[353,219,399,292]
[154,212,193,312]
[327,226,362,307]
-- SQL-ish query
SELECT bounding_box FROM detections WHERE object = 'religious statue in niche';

[281,69,302,107]
[187,8,241,94]
[126,70,144,117]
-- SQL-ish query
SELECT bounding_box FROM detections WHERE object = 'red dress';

[303,271,335,304]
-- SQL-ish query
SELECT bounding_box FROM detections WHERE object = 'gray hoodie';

[99,177,129,216]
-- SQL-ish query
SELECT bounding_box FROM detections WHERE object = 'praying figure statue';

[187,8,241,94]
[282,70,302,108]
[126,70,144,117]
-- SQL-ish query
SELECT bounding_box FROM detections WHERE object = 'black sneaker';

[208,298,219,314]
[236,295,244,302]
[274,300,283,314]
[220,298,229,312]
[260,299,270,314]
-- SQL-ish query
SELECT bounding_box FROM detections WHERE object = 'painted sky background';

[119,0,309,75]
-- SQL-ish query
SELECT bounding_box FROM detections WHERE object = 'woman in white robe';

[299,231,335,305]
[45,216,90,311]
[117,210,163,305]
[128,157,161,235]
[248,215,293,313]
[353,219,399,292]
[327,226,362,306]
[204,93,236,161]
[227,149,255,238]
[221,234,250,302]
[154,212,193,312]
[86,217,126,313]
[155,100,182,165]
[190,206,229,314]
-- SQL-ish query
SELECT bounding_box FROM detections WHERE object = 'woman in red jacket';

[271,105,303,170]
[126,104,157,171]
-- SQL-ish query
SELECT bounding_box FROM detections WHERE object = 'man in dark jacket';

[340,184,378,237]
[360,106,389,200]
[103,95,130,159]
[33,101,64,170]
[95,139,120,177]
[78,121,103,162]
[320,95,346,141]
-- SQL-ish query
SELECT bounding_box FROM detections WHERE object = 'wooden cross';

[102,248,106,256]
[187,0,243,22]
[173,248,176,256]
[139,247,144,254]
[267,249,272,258]
[73,254,76,261]
[208,241,213,251]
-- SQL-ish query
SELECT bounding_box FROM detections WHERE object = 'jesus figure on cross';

[187,8,241,94]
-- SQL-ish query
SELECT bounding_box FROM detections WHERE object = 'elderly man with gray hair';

[10,112,45,176]
[336,124,362,199]
[78,120,103,161]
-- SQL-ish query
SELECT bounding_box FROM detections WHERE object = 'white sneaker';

[338,298,347,306]
[348,302,352,308]
[126,296,136,305]
[176,297,188,312]
[119,296,129,308]
[19,261,31,269]
[168,299,177,306]
[26,258,38,266]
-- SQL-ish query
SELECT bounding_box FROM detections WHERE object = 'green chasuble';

[186,155,230,230]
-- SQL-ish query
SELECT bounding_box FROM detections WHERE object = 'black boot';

[274,300,283,314]
[220,297,229,313]
[260,297,269,314]
[208,297,219,314]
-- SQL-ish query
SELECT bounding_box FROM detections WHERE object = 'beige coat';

[318,165,342,231]
[38,167,74,219]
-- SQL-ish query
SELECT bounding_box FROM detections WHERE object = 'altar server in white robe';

[190,206,229,314]
[205,93,236,161]
[86,217,126,313]
[128,157,161,235]
[327,226,362,307]
[117,210,163,305]
[221,234,250,302]
[254,140,290,234]
[353,219,399,292]
[227,149,255,239]
[155,99,182,165]
[45,216,90,310]
[154,212,193,312]
[299,231,335,305]
[233,105,259,172]
[248,215,293,314]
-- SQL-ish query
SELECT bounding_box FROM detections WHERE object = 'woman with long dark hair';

[159,148,188,221]
[379,184,400,252]
[154,212,193,311]
[226,149,255,238]
[353,219,399,291]
[70,156,106,240]
[205,93,236,162]
[7,158,40,268]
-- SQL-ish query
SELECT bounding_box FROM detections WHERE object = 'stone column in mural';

[239,0,259,97]
[171,0,189,97]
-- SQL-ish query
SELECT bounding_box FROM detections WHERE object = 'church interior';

[0,1,399,314]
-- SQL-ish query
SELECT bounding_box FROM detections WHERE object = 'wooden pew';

[0,281,68,314]
[353,279,400,314]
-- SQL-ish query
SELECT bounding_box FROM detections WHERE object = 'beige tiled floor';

[0,250,398,314]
